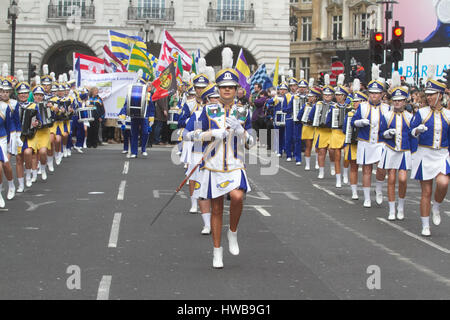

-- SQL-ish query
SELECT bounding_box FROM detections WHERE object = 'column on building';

[342,0,350,39]
[320,0,328,39]
[377,3,383,32]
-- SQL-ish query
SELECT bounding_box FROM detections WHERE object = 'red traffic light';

[375,33,384,42]
[393,27,403,37]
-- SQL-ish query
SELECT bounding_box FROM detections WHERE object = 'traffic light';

[30,64,37,78]
[391,25,405,62]
[370,31,384,65]
[319,72,325,86]
[444,69,449,88]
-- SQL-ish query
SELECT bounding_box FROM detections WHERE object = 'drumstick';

[150,134,224,226]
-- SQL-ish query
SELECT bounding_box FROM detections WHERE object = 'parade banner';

[82,72,138,119]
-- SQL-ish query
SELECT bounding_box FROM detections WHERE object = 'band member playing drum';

[410,77,449,237]
[351,66,390,208]
[30,83,51,181]
[193,51,254,268]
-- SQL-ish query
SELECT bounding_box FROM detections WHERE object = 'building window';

[218,0,245,21]
[289,58,297,78]
[58,0,86,17]
[290,0,299,3]
[302,0,312,3]
[332,15,342,40]
[138,0,165,19]
[300,58,310,80]
[353,13,371,38]
[301,16,312,41]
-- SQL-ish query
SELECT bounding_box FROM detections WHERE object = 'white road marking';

[25,201,56,212]
[97,276,112,300]
[445,211,450,217]
[122,161,129,175]
[305,200,450,288]
[108,213,122,248]
[252,205,272,217]
[246,191,271,201]
[312,184,354,205]
[270,191,300,200]
[278,164,303,178]
[88,192,104,195]
[153,190,187,199]
[377,218,450,254]
[117,181,126,201]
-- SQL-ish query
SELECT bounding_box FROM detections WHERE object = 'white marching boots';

[213,247,224,269]
[0,192,5,208]
[83,137,87,149]
[227,229,239,256]
[432,202,441,226]
[7,181,15,200]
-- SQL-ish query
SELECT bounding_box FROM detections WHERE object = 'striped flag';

[235,48,251,98]
[176,54,183,85]
[73,52,105,87]
[103,45,127,73]
[128,45,154,80]
[156,30,192,75]
[108,30,148,65]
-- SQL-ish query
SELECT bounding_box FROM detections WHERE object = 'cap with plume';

[197,57,207,75]
[221,47,233,69]
[371,64,380,81]
[17,70,24,83]
[352,78,361,93]
[62,73,68,83]
[35,75,41,85]
[190,73,196,83]
[69,70,75,81]
[427,65,436,80]
[337,73,345,86]
[58,74,64,83]
[43,64,49,76]
[324,74,330,86]
[309,77,314,88]
[50,72,56,81]
[299,70,305,80]
[137,69,144,79]
[2,63,8,78]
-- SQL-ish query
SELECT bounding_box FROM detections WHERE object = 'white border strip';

[97,275,112,300]
[377,218,450,254]
[108,213,122,248]
[117,181,127,201]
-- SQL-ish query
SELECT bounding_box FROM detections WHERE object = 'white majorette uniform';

[378,109,413,171]
[184,104,204,182]
[351,100,390,165]
[410,105,450,181]
[0,101,11,164]
[193,103,253,200]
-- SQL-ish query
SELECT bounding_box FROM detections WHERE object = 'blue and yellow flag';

[109,30,148,65]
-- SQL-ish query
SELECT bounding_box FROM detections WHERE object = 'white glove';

[185,131,194,141]
[16,135,23,148]
[149,121,154,127]
[226,117,245,135]
[211,128,229,140]
[416,124,428,133]
[383,128,397,139]
[354,119,370,127]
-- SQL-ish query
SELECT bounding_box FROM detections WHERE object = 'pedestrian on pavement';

[153,96,169,145]
[87,86,105,148]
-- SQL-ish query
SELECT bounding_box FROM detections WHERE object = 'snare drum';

[167,108,179,125]
[127,84,148,118]
[274,111,286,127]
[77,107,95,123]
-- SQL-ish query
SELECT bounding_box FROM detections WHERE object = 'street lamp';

[8,0,19,76]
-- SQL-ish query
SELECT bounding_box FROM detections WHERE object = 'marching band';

[0,48,449,269]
